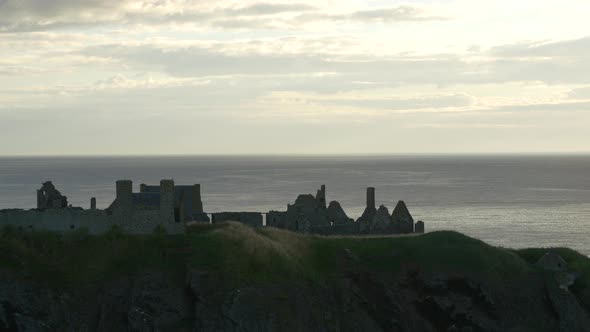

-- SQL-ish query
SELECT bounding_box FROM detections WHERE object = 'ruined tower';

[36,181,68,209]
[116,180,133,208]
[366,187,375,210]
[192,184,204,213]
[159,179,175,221]
[357,187,377,228]
[415,220,425,234]
[90,197,96,210]
[316,184,327,209]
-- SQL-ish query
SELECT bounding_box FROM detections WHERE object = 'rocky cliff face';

[2,259,589,331]
[1,224,589,332]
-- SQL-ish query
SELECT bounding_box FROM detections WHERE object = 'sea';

[0,155,589,256]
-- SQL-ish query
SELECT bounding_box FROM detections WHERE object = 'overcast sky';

[1,0,589,155]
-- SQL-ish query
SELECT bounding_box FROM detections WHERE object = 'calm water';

[0,155,589,255]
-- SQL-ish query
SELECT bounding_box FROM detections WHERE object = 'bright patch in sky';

[0,0,589,154]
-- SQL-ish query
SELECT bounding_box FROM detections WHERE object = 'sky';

[1,0,589,155]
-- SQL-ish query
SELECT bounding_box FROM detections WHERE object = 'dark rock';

[545,275,590,332]
[537,252,568,272]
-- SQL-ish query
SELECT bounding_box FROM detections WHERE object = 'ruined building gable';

[36,181,68,209]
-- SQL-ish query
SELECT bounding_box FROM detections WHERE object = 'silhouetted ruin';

[265,185,424,236]
[1,181,425,235]
[37,181,68,209]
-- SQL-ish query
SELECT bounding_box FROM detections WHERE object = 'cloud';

[0,0,124,32]
[491,37,590,58]
[233,3,316,16]
[488,101,590,113]
[314,6,448,23]
[283,92,476,111]
[0,0,443,32]
[567,87,590,100]
[77,38,590,88]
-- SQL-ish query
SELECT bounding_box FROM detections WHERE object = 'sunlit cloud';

[0,0,589,154]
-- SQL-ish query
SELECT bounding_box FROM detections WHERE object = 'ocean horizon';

[1,154,589,255]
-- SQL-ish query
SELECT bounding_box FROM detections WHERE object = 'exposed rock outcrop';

[2,265,589,332]
[0,253,590,332]
[537,252,568,272]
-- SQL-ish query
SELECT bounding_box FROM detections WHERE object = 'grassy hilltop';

[1,222,589,331]
[0,222,588,296]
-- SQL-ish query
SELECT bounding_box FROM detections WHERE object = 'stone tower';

[90,197,97,210]
[192,184,204,213]
[357,187,377,228]
[116,180,133,208]
[415,220,425,233]
[366,187,376,210]
[159,179,175,221]
[316,184,327,209]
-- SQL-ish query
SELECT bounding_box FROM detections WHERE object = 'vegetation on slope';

[0,222,565,290]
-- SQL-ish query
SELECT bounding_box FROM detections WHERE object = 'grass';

[0,223,586,295]
[308,230,531,281]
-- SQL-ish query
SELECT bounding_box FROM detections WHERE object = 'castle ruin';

[266,185,424,236]
[37,181,68,209]
[1,180,425,236]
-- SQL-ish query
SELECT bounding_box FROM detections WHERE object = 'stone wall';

[140,183,208,222]
[0,209,114,234]
[266,211,288,229]
[0,208,183,235]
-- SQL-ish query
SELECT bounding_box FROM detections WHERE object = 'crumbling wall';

[327,201,352,225]
[116,209,183,234]
[0,208,182,235]
[36,181,68,209]
[415,220,425,234]
[281,191,331,232]
[0,209,114,234]
[139,183,208,222]
[266,211,287,228]
[391,200,414,234]
[369,205,393,234]
[0,207,184,234]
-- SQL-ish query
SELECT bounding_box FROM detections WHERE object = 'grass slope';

[0,222,588,306]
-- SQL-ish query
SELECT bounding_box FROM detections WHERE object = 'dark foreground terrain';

[0,222,589,331]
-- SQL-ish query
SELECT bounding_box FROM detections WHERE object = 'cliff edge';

[0,223,589,331]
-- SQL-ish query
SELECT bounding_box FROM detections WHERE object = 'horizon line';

[1,151,590,158]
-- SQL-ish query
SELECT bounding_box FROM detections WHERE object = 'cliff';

[0,223,589,331]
